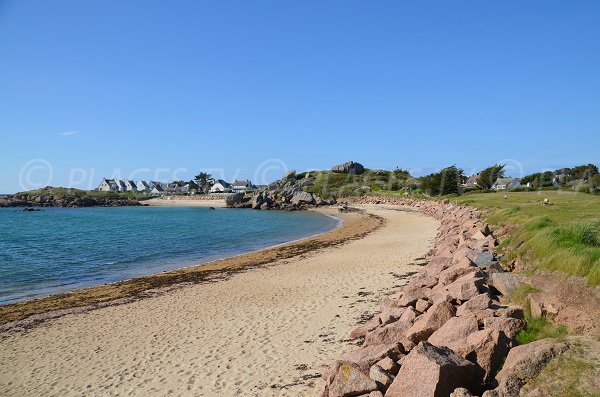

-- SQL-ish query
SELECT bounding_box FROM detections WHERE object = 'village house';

[97,178,119,192]
[136,180,150,191]
[210,180,232,193]
[231,179,254,193]
[124,180,137,192]
[492,177,522,190]
[462,173,480,189]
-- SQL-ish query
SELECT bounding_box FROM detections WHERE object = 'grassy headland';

[382,190,600,285]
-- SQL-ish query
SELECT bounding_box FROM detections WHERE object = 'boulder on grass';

[495,339,569,386]
[385,342,476,397]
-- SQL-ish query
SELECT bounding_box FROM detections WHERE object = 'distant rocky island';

[0,187,142,208]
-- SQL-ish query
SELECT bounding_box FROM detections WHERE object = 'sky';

[1,0,599,193]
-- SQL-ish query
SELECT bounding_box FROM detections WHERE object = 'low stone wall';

[318,197,568,397]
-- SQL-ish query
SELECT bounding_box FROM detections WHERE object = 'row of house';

[97,178,256,195]
[463,175,561,191]
[209,179,254,193]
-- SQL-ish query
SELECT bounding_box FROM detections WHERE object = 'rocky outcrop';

[331,161,365,175]
[318,197,565,397]
[0,189,141,208]
[227,177,335,210]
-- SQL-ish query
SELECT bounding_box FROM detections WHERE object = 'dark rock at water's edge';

[0,188,142,208]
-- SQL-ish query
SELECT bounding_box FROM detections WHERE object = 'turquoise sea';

[0,207,339,304]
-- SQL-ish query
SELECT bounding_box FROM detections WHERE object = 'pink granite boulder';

[406,301,456,344]
[385,342,476,397]
[328,361,378,397]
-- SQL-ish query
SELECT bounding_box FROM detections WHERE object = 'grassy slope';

[382,190,600,285]
[300,169,418,198]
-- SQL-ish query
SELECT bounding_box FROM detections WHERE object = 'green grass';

[427,191,600,285]
[301,170,417,198]
[507,283,568,345]
[516,317,568,345]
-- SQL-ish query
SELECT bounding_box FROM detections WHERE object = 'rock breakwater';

[318,196,568,397]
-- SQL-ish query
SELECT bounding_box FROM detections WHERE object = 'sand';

[0,205,438,397]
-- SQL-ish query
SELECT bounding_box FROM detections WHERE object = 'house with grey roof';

[136,180,151,192]
[462,173,480,189]
[124,180,138,192]
[492,178,521,190]
[210,180,232,193]
[97,178,119,192]
[231,180,254,193]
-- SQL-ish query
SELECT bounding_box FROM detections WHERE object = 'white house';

[150,185,164,195]
[124,180,137,192]
[492,178,521,190]
[210,179,232,193]
[231,180,254,193]
[136,181,150,192]
[97,178,119,192]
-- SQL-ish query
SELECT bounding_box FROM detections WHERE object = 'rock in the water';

[385,342,476,397]
[328,361,378,397]
[331,161,365,174]
[225,192,245,206]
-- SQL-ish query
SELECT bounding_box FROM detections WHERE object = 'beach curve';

[0,204,439,396]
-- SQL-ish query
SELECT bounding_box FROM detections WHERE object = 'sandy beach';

[0,205,438,397]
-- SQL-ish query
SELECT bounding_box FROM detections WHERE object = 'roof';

[213,179,231,187]
[232,179,251,187]
[465,174,479,185]
[493,178,520,186]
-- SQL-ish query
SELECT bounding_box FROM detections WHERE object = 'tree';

[476,164,506,190]
[420,166,464,196]
[522,171,554,188]
[194,172,213,194]
[569,164,599,181]
[591,174,600,191]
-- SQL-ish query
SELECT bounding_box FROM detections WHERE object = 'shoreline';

[0,204,439,396]
[0,206,379,330]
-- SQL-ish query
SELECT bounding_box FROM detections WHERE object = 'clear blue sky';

[1,0,599,193]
